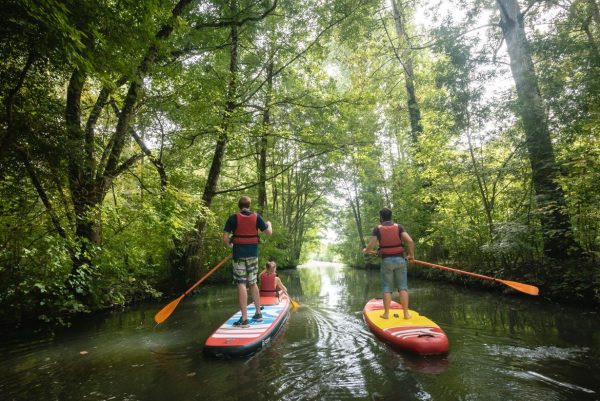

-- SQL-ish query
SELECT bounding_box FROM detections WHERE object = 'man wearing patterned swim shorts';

[223,196,272,327]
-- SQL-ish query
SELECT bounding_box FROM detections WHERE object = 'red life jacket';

[378,224,404,256]
[232,212,259,244]
[259,271,277,296]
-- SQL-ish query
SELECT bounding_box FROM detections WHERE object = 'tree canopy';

[1,0,598,324]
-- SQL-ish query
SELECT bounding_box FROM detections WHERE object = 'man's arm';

[363,236,378,254]
[401,232,415,260]
[223,232,233,248]
[262,220,273,235]
[256,213,272,235]
[223,215,234,248]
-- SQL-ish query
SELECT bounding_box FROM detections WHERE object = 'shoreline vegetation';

[2,256,597,329]
[1,0,598,327]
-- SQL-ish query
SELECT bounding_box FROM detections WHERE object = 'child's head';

[265,261,276,272]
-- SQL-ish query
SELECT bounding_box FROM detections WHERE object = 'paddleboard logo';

[385,327,443,339]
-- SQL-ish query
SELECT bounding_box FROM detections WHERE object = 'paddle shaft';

[367,252,500,283]
[367,252,540,295]
[184,254,232,296]
[154,254,232,324]
[412,259,539,295]
[413,259,499,283]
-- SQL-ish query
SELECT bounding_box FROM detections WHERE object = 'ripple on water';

[485,344,589,366]
[266,304,377,400]
[479,345,597,400]
[484,344,590,362]
[4,265,600,401]
[525,371,595,394]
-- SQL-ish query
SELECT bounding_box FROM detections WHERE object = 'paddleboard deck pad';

[204,295,290,357]
[363,298,449,355]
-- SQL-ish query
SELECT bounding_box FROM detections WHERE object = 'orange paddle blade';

[498,279,539,296]
[154,294,185,324]
[290,298,300,310]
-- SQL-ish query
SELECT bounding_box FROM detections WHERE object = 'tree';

[388,0,423,142]
[496,0,581,259]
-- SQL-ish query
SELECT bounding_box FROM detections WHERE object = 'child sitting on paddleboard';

[259,261,288,298]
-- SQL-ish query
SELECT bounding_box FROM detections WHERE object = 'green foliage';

[1,0,599,327]
[330,0,599,302]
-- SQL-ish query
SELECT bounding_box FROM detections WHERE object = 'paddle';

[154,254,233,324]
[290,297,300,310]
[412,259,539,296]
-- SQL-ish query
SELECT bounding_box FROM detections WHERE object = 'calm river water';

[2,262,599,401]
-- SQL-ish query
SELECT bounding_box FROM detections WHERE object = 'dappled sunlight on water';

[1,263,599,400]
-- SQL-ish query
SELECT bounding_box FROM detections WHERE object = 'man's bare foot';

[403,313,412,319]
[380,314,389,319]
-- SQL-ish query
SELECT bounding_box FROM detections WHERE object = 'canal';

[2,262,599,400]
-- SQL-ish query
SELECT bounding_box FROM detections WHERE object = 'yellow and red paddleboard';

[363,298,449,355]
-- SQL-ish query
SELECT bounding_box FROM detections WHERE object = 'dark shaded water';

[2,262,599,400]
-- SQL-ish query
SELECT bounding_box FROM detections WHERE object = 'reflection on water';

[1,262,599,401]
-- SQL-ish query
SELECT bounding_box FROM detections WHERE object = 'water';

[2,262,599,400]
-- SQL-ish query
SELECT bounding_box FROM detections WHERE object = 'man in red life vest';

[223,196,272,327]
[363,207,415,319]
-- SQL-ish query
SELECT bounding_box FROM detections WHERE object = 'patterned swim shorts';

[232,257,259,285]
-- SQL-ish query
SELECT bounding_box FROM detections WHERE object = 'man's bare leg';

[381,292,392,319]
[238,284,248,320]
[250,283,261,314]
[400,289,411,319]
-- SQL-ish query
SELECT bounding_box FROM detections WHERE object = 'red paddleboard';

[363,298,449,355]
[204,295,290,357]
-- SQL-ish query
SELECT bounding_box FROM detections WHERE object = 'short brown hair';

[238,195,251,209]
[379,207,392,222]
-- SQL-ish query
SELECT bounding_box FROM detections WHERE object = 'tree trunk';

[347,167,366,249]
[0,51,35,165]
[496,0,580,258]
[183,3,240,280]
[466,128,495,238]
[390,0,423,143]
[64,0,193,279]
[65,69,101,274]
[257,60,274,214]
[588,0,600,26]
[349,198,366,249]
